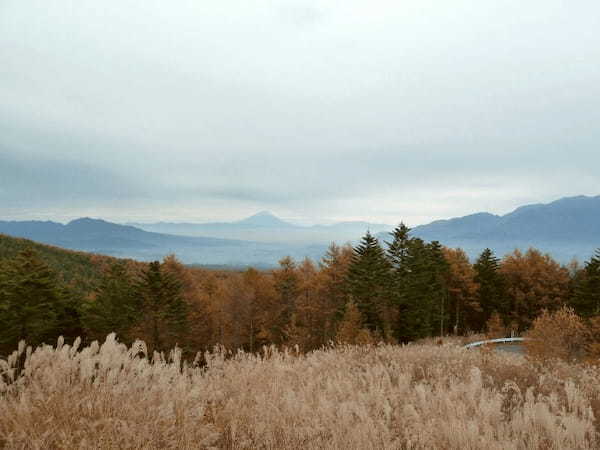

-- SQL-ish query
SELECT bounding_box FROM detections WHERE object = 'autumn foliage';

[2,227,600,359]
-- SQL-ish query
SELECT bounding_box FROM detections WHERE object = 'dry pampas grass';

[1,334,600,449]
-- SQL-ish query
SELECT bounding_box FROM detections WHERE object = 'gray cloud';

[1,0,599,225]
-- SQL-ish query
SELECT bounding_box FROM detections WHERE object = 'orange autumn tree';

[443,248,480,334]
[238,267,278,352]
[500,249,570,331]
[319,243,353,341]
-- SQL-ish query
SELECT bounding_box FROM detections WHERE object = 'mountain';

[377,195,600,262]
[234,211,296,228]
[0,218,327,266]
[130,212,391,244]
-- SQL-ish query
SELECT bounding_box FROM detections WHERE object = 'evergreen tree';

[82,261,137,342]
[425,241,450,336]
[346,231,392,334]
[473,248,508,330]
[0,250,61,353]
[394,239,449,341]
[386,223,415,340]
[572,249,600,317]
[386,223,412,274]
[54,286,85,345]
[132,261,188,353]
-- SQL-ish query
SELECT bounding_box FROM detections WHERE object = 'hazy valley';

[2,195,598,267]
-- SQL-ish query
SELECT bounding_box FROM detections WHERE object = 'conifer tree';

[386,223,412,273]
[473,248,508,330]
[317,243,353,344]
[500,249,570,331]
[395,239,448,341]
[319,243,352,322]
[443,248,480,334]
[82,261,137,343]
[346,231,392,334]
[572,249,600,317]
[272,256,300,344]
[425,241,450,336]
[335,300,374,345]
[385,223,417,340]
[132,261,188,353]
[0,250,61,353]
[239,267,277,352]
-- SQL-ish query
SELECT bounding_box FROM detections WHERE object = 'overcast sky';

[1,1,599,226]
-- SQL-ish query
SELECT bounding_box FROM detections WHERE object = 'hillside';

[0,233,128,295]
[378,195,600,262]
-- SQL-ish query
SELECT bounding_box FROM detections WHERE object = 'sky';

[1,0,599,226]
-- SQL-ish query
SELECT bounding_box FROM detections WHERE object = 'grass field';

[1,335,599,449]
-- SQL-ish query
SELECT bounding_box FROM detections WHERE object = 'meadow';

[1,335,599,449]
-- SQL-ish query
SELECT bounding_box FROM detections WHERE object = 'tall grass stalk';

[1,334,599,449]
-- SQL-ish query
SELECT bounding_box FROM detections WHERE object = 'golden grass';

[1,335,599,449]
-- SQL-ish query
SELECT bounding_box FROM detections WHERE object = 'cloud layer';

[1,0,599,225]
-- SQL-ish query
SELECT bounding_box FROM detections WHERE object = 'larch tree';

[443,247,480,334]
[290,258,324,351]
[500,249,570,331]
[335,300,374,345]
[272,256,300,345]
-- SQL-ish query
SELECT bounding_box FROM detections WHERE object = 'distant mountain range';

[378,195,600,262]
[0,217,326,266]
[1,195,598,265]
[128,211,390,244]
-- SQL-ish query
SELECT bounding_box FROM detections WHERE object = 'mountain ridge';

[2,195,599,265]
[128,212,390,244]
[377,195,600,262]
[0,217,326,267]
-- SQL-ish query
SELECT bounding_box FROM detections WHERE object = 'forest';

[1,223,599,358]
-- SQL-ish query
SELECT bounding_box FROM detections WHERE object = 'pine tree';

[386,223,412,273]
[473,248,507,330]
[0,250,61,353]
[82,261,137,343]
[132,261,188,353]
[395,239,448,341]
[572,249,600,317]
[346,231,392,334]
[425,241,450,337]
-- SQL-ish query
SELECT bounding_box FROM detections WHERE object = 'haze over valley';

[1,195,598,266]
